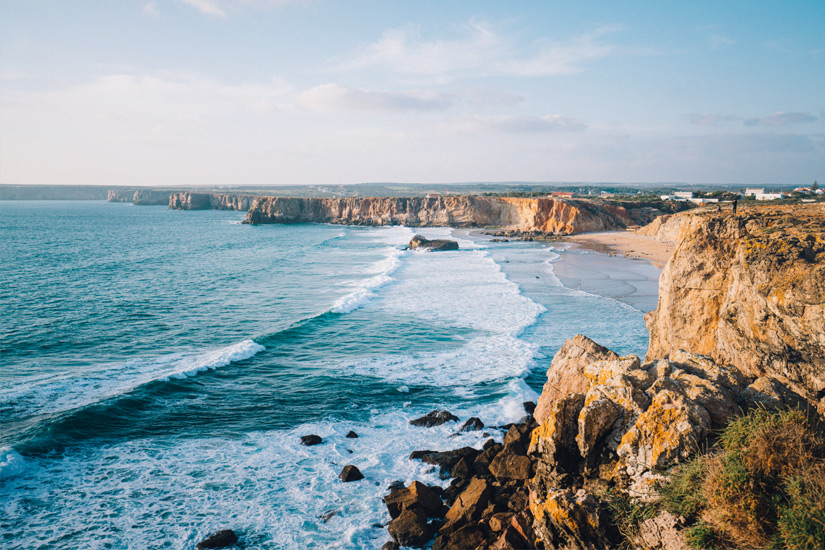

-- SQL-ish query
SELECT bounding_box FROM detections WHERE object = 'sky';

[1,1,823,187]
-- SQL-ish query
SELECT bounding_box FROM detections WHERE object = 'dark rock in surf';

[408,235,459,252]
[346,430,359,438]
[339,464,364,482]
[300,434,322,446]
[196,529,238,549]
[410,410,459,427]
[523,401,536,416]
[459,417,484,432]
[380,542,400,550]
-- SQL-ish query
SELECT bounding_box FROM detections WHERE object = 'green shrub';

[659,407,825,549]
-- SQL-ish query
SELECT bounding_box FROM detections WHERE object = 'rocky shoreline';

[378,204,825,549]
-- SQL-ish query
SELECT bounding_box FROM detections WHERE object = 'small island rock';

[196,529,238,549]
[339,465,364,482]
[408,235,459,252]
[300,434,322,446]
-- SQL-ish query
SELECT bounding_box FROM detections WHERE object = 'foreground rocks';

[384,408,541,549]
[528,334,810,548]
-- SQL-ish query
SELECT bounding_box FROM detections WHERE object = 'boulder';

[345,430,359,438]
[300,434,322,446]
[534,335,620,424]
[410,410,460,427]
[196,529,238,549]
[380,542,400,550]
[489,450,533,481]
[388,507,434,547]
[384,481,444,519]
[410,447,479,477]
[459,417,484,432]
[408,235,459,251]
[530,488,614,550]
[444,477,492,526]
[339,465,364,482]
[433,523,486,550]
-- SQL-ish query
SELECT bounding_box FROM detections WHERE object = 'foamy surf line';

[1,340,266,418]
[331,247,406,314]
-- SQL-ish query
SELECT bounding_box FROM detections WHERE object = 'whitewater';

[0,201,653,549]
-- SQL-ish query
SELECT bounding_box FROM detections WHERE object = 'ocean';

[0,200,657,549]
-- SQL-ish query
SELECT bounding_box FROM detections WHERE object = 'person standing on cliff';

[732,198,738,214]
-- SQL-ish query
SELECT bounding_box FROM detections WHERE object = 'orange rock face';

[242,195,635,234]
[644,204,825,411]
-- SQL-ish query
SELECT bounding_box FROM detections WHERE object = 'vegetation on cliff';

[660,408,825,549]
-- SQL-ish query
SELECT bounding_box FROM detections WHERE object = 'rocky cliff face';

[243,196,635,235]
[168,192,255,211]
[107,189,171,205]
[644,204,825,412]
[525,204,824,549]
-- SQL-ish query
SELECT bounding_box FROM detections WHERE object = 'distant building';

[793,187,813,194]
[674,192,694,199]
[745,188,765,197]
[550,192,574,198]
[690,198,719,204]
[425,192,441,198]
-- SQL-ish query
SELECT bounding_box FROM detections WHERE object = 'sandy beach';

[564,231,676,269]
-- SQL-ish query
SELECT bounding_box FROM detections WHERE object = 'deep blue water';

[0,201,654,549]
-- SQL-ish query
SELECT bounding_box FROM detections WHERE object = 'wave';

[0,447,28,480]
[1,340,266,421]
[330,247,405,314]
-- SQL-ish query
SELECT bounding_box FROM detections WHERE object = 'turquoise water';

[0,201,652,549]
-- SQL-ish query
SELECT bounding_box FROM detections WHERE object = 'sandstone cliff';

[644,204,825,411]
[107,189,171,205]
[168,192,256,211]
[242,195,635,235]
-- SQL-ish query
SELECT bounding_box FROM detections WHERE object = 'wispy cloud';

[176,0,311,17]
[299,84,452,112]
[445,114,587,134]
[179,0,226,17]
[743,111,818,127]
[338,21,622,78]
[685,113,741,126]
[143,1,160,16]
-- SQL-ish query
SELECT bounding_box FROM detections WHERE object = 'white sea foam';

[1,340,266,418]
[330,247,405,314]
[164,339,265,380]
[0,447,28,480]
[0,408,498,549]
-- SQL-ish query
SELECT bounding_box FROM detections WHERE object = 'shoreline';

[563,230,676,269]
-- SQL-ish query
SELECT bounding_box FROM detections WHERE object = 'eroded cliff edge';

[384,204,824,550]
[241,195,639,235]
[644,204,825,411]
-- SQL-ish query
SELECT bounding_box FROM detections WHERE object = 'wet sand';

[564,231,676,269]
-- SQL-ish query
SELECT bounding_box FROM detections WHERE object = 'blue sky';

[1,1,823,187]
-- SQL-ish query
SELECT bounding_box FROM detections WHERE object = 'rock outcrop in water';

[408,235,459,251]
[644,204,825,413]
[169,192,255,211]
[243,196,636,235]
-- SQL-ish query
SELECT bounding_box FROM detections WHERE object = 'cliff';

[169,192,255,211]
[242,195,635,235]
[524,204,824,550]
[107,189,171,205]
[644,204,825,411]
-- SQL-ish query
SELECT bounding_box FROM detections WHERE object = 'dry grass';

[661,407,825,549]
